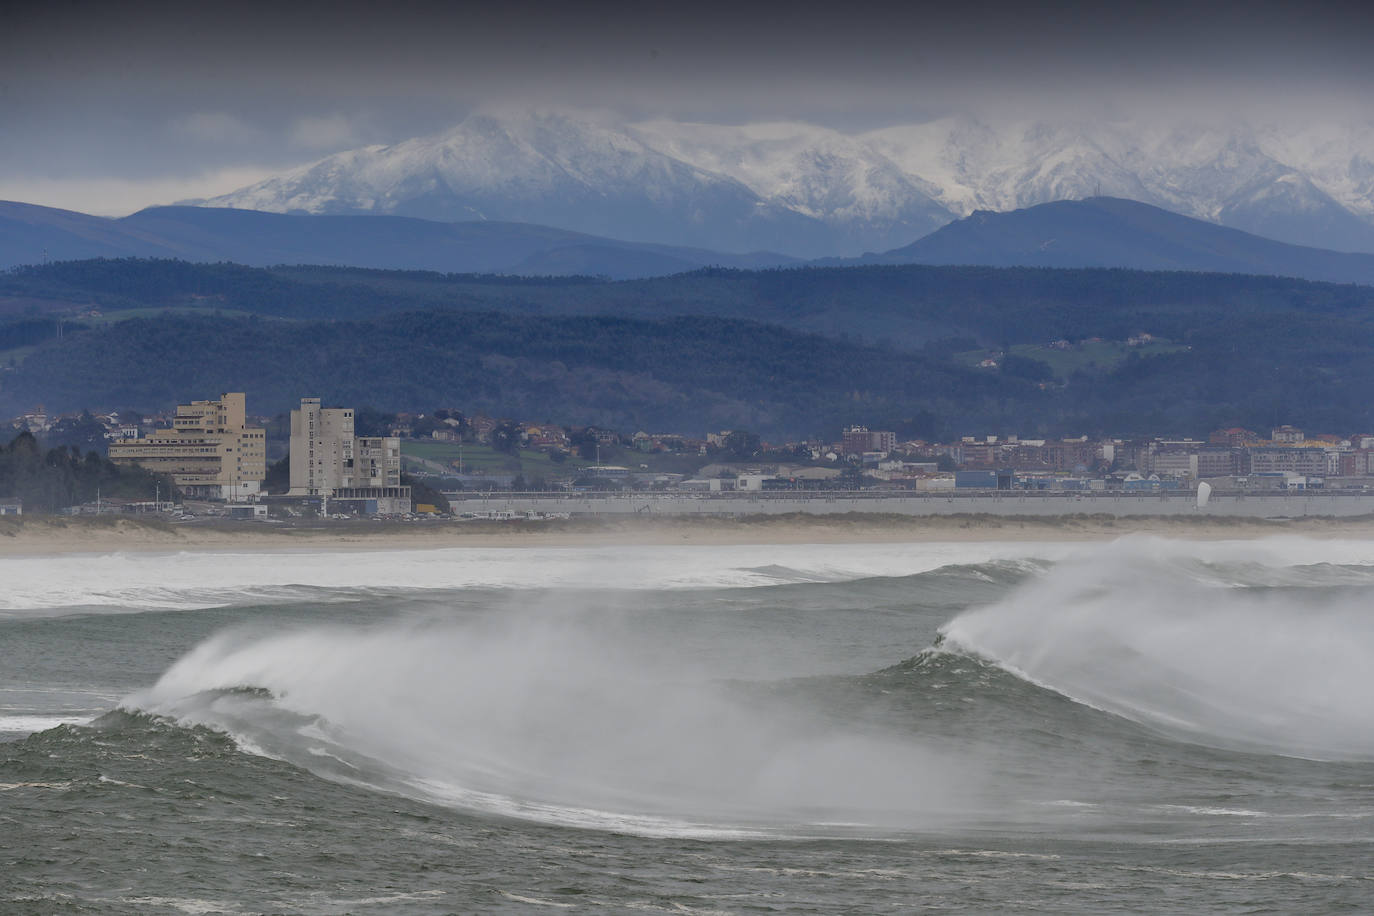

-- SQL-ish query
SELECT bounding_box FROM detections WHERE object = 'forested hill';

[5,257,1374,351]
[0,202,795,279]
[5,258,1374,437]
[5,305,1374,438]
[1,311,1022,439]
[861,197,1374,286]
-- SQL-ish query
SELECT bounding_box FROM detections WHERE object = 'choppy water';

[5,536,1374,913]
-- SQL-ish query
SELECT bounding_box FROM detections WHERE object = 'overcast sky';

[4,0,1373,215]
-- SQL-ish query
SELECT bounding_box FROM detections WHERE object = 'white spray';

[129,596,981,836]
[940,535,1374,759]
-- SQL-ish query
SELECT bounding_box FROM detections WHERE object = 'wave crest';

[125,607,982,836]
[939,537,1374,759]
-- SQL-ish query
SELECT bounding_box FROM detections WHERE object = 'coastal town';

[7,390,1374,520]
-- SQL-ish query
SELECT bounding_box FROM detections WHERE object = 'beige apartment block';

[288,398,408,513]
[289,398,354,496]
[109,392,266,500]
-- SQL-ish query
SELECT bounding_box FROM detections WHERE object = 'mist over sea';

[5,537,1374,913]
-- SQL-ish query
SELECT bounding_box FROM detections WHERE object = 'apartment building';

[1196,447,1244,478]
[288,398,409,513]
[842,426,895,455]
[1247,445,1336,477]
[108,392,266,500]
[1151,450,1199,479]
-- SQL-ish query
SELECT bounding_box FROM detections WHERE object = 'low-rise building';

[1210,427,1260,447]
[1271,425,1305,444]
[1247,446,1335,477]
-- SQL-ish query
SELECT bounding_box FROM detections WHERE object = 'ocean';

[4,536,1374,913]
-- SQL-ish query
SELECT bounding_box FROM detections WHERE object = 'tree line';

[0,431,172,513]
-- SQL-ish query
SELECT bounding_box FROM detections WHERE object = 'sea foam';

[0,540,1066,615]
[940,536,1374,759]
[126,596,981,835]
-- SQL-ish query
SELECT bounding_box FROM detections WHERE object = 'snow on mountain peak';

[198,108,1374,256]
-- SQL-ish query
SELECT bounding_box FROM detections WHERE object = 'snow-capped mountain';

[628,119,953,252]
[198,110,833,256]
[197,109,1374,256]
[864,117,1374,252]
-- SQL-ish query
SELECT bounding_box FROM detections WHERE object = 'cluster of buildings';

[903,425,1374,492]
[14,390,1374,506]
[103,393,410,514]
[408,414,1374,494]
[480,422,1374,494]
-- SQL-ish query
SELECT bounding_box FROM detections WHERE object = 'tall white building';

[288,398,409,513]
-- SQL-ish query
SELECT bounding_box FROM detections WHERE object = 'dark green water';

[4,538,1374,913]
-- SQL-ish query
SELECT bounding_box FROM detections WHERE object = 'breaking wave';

[87,534,1374,838]
[939,536,1374,759]
[0,541,1067,616]
[124,606,984,837]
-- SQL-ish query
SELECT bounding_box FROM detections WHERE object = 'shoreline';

[5,512,1374,555]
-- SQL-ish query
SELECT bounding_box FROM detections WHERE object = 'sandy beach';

[4,512,1374,555]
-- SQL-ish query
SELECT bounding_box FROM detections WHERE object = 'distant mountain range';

[8,196,1374,287]
[858,197,1374,286]
[0,201,794,279]
[191,109,1374,256]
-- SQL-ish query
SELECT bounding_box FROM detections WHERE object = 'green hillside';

[6,258,1372,351]
[4,258,1374,438]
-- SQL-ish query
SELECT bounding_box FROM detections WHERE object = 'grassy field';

[402,440,567,477]
[591,445,709,475]
[956,338,1188,378]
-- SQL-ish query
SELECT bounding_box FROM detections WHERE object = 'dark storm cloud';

[2,0,1372,209]
[9,0,1371,103]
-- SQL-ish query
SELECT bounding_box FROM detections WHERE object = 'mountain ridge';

[193,111,837,256]
[856,197,1374,285]
[0,201,795,279]
[10,196,1374,287]
[194,109,1374,255]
